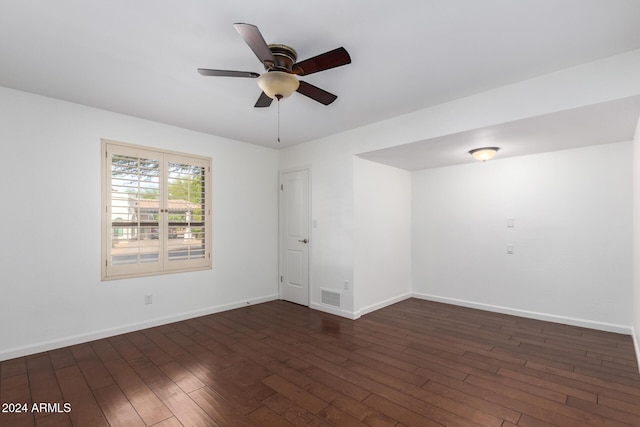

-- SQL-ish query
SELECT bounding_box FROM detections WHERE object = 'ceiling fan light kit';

[469,147,500,161]
[257,71,300,100]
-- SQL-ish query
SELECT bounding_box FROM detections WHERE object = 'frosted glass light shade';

[469,147,499,161]
[257,71,300,100]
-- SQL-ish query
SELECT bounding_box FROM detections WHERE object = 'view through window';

[102,140,211,280]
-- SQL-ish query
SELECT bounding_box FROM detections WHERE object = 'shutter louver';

[110,154,161,267]
[167,162,207,263]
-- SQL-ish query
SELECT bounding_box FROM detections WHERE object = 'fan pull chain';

[277,97,281,143]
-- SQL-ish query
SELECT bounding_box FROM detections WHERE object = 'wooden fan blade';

[296,81,338,105]
[293,47,351,76]
[197,68,259,78]
[254,91,273,108]
[234,23,275,66]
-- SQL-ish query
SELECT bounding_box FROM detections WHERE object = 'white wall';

[281,49,640,320]
[0,87,280,361]
[280,139,358,316]
[412,142,633,332]
[354,158,412,316]
[633,117,640,361]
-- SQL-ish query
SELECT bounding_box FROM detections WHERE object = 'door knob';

[298,238,308,244]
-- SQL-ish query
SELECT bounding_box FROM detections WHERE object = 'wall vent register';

[321,289,341,307]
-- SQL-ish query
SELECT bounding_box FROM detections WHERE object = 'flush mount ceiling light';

[469,147,500,162]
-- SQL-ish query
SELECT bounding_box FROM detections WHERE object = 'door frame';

[278,166,311,305]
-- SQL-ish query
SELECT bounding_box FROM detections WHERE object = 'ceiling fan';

[198,23,351,108]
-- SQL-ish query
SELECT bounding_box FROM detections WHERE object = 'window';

[102,139,212,280]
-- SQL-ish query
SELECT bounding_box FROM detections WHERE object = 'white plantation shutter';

[165,155,210,271]
[102,140,211,280]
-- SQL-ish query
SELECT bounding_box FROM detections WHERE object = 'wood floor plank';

[127,356,164,381]
[261,392,332,427]
[54,365,108,427]
[25,354,66,418]
[44,349,75,371]
[467,367,569,403]
[345,361,503,427]
[125,332,174,367]
[1,298,639,427]
[0,373,34,427]
[525,360,640,397]
[98,356,173,426]
[218,358,272,390]
[1,357,27,379]
[267,359,348,404]
[261,374,329,415]
[108,336,145,363]
[496,366,598,403]
[188,387,255,427]
[361,393,443,427]
[24,356,73,427]
[247,405,296,427]
[33,412,73,427]
[423,379,521,424]
[69,344,114,391]
[92,384,145,427]
[515,414,556,427]
[566,395,640,426]
[597,394,640,417]
[144,374,218,427]
[327,392,398,427]
[303,365,371,402]
[145,417,183,427]
[173,352,265,415]
[464,374,629,426]
[317,404,368,427]
[158,361,205,393]
[432,376,587,427]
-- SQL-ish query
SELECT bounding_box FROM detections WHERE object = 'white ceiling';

[358,96,640,170]
[1,0,640,159]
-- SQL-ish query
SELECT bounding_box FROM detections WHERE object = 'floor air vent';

[321,289,341,307]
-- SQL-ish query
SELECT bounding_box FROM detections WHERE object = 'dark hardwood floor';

[1,298,640,426]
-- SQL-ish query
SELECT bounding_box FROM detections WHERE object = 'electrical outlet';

[144,294,153,305]
[344,280,349,290]
[506,244,514,255]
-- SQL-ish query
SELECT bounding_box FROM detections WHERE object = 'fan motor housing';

[267,44,297,72]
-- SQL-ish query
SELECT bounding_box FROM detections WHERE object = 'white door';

[279,169,310,305]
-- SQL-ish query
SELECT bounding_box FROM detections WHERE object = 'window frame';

[101,139,212,280]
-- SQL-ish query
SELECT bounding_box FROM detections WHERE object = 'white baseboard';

[633,327,640,374]
[413,292,634,335]
[310,292,412,320]
[354,292,413,318]
[310,302,359,320]
[0,294,278,362]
